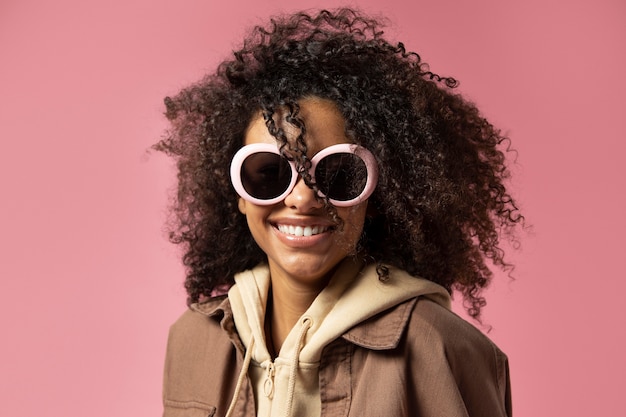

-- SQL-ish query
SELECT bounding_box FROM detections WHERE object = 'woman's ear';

[238,197,247,215]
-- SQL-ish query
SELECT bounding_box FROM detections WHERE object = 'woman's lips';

[276,224,331,237]
[271,220,335,247]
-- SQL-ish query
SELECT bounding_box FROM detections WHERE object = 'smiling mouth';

[276,224,332,237]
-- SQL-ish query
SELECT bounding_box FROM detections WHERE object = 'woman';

[157,8,522,417]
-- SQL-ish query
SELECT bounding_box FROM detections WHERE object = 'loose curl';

[154,8,523,320]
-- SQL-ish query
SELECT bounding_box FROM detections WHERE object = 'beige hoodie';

[227,258,451,417]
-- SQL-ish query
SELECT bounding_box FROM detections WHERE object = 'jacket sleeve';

[162,307,243,417]
[163,309,218,416]
[409,299,513,417]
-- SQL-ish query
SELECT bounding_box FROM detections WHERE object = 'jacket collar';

[192,296,231,320]
[341,297,418,350]
[192,295,419,352]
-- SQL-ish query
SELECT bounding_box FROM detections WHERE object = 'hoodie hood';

[227,259,450,417]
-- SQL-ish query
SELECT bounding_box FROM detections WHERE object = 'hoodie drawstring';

[225,334,255,417]
[225,317,312,417]
[284,316,312,417]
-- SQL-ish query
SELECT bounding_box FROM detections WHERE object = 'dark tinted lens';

[315,153,367,201]
[241,152,292,199]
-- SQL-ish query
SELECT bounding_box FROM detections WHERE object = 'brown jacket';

[163,296,512,417]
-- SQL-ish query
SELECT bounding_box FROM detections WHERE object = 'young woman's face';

[237,97,369,291]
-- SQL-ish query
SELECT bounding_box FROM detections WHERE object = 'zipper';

[263,360,275,398]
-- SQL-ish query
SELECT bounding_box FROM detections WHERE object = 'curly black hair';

[154,8,523,319]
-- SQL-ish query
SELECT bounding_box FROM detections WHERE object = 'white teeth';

[278,224,328,236]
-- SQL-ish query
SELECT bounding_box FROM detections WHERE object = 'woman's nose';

[283,176,324,212]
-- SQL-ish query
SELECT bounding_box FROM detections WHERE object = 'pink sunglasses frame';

[230,143,379,207]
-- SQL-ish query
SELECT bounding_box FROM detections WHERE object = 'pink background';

[1,0,624,415]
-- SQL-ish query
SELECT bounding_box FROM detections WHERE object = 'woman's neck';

[265,274,327,356]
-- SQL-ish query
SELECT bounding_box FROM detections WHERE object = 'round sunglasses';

[230,143,379,207]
